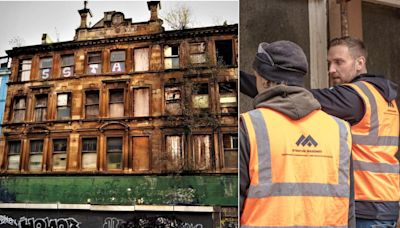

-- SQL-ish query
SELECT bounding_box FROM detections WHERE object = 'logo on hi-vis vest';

[295,135,318,147]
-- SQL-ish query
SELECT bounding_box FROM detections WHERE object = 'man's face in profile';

[327,45,358,85]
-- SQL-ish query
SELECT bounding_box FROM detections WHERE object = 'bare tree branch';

[161,4,193,30]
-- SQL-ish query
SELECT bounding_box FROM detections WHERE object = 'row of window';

[5,133,238,172]
[17,40,234,82]
[10,82,237,122]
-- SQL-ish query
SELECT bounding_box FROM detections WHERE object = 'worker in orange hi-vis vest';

[240,37,399,228]
[240,40,355,227]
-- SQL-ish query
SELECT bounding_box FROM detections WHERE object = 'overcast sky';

[0,1,238,57]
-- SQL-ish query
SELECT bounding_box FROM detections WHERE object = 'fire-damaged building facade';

[0,2,238,227]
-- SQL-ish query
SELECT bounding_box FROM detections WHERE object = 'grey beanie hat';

[252,40,308,86]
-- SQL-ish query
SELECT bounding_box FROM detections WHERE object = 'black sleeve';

[239,117,250,216]
[240,70,258,98]
[310,86,365,125]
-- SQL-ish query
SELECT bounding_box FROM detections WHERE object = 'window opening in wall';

[18,59,31,81]
[133,88,149,117]
[215,40,233,65]
[189,42,207,64]
[57,93,71,120]
[192,135,211,170]
[40,57,53,79]
[82,138,97,170]
[192,83,209,109]
[132,136,150,171]
[85,91,99,118]
[87,52,102,74]
[61,55,74,77]
[223,133,238,169]
[165,86,182,115]
[164,45,179,69]
[110,50,126,73]
[107,137,123,170]
[13,97,26,122]
[134,48,149,71]
[29,140,43,171]
[53,139,67,171]
[34,95,47,122]
[7,141,21,170]
[166,135,182,169]
[219,82,237,113]
[109,89,124,117]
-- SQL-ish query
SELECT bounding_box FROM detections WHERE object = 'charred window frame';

[81,138,98,170]
[164,45,179,69]
[52,138,68,171]
[110,50,126,73]
[134,47,149,72]
[215,40,233,66]
[17,59,31,82]
[106,137,123,170]
[61,55,74,77]
[164,85,182,115]
[109,89,124,117]
[219,81,237,113]
[13,96,26,122]
[29,140,44,171]
[56,93,71,120]
[192,83,209,109]
[85,90,100,119]
[133,87,150,117]
[7,141,21,171]
[192,134,212,170]
[34,94,48,122]
[87,52,102,74]
[222,133,238,169]
[165,135,184,170]
[39,57,53,80]
[189,42,207,65]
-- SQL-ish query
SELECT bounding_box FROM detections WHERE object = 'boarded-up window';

[133,88,149,117]
[109,89,124,117]
[190,42,207,64]
[134,48,149,71]
[18,59,31,81]
[39,57,52,79]
[110,50,126,73]
[85,91,99,118]
[192,135,211,170]
[133,137,149,170]
[34,95,47,122]
[166,136,182,169]
[29,140,43,171]
[192,83,209,109]
[107,137,123,170]
[215,40,233,65]
[53,139,67,171]
[164,45,179,69]
[87,52,102,74]
[223,134,238,169]
[219,82,237,113]
[7,141,21,170]
[165,86,182,115]
[57,93,71,120]
[61,55,74,77]
[13,97,26,122]
[82,138,97,170]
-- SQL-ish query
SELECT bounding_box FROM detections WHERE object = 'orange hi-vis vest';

[345,82,399,207]
[241,108,352,228]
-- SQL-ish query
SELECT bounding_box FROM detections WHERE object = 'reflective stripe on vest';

[241,108,351,227]
[345,81,399,202]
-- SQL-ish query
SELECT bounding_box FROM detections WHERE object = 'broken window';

[85,91,99,118]
[52,139,68,171]
[18,59,31,81]
[34,95,47,122]
[82,138,97,170]
[109,89,124,117]
[132,136,150,171]
[219,82,237,113]
[192,83,209,109]
[87,52,102,74]
[166,135,183,169]
[192,135,211,170]
[133,88,149,117]
[189,42,207,64]
[57,93,71,120]
[165,86,182,115]
[215,40,233,65]
[39,57,53,79]
[61,55,74,77]
[134,48,149,71]
[110,50,126,73]
[223,134,238,169]
[13,97,26,122]
[164,45,179,69]
[107,137,123,170]
[29,140,43,171]
[7,141,21,170]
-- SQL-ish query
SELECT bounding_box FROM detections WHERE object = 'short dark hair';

[329,36,368,60]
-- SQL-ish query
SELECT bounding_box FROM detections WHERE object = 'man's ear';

[355,56,366,71]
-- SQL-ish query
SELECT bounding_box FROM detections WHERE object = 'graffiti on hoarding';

[180,222,203,228]
[120,216,205,228]
[103,217,124,228]
[0,215,81,228]
[0,215,17,226]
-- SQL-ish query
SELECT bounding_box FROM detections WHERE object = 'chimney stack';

[78,0,92,28]
[147,1,161,21]
[42,33,53,44]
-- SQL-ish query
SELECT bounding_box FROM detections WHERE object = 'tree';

[8,36,25,48]
[161,4,193,30]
